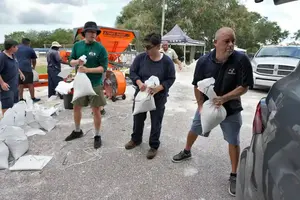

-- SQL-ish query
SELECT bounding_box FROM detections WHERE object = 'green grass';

[35,65,47,74]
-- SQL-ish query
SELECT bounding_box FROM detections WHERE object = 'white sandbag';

[11,101,27,126]
[132,91,156,115]
[25,94,34,110]
[0,101,3,119]
[0,108,15,126]
[25,110,35,124]
[197,77,227,136]
[0,126,29,160]
[23,126,46,137]
[145,76,160,88]
[201,100,226,136]
[58,67,73,78]
[32,69,39,82]
[0,141,9,169]
[55,81,74,95]
[9,155,53,171]
[71,72,97,103]
[197,77,217,99]
[34,113,57,132]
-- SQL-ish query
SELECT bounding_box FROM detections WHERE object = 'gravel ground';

[0,65,267,200]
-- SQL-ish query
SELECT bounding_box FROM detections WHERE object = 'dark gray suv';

[236,0,300,199]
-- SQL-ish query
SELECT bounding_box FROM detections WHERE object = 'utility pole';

[161,0,166,36]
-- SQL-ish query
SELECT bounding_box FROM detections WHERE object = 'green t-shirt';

[69,40,108,87]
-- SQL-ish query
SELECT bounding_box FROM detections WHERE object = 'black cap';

[81,21,101,37]
[4,39,18,50]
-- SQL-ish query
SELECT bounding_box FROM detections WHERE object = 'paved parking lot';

[0,66,268,200]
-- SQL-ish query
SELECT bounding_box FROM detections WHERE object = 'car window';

[256,46,300,59]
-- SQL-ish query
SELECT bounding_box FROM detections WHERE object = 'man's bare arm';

[31,59,37,69]
[174,58,182,65]
[223,86,248,102]
[86,66,104,73]
[194,86,204,107]
[70,59,80,67]
[0,75,5,85]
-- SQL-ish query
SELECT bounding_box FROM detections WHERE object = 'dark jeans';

[131,92,167,149]
[48,68,63,98]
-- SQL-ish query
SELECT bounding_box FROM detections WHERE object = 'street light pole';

[161,0,166,36]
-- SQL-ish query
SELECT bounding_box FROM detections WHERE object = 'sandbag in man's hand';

[213,96,227,108]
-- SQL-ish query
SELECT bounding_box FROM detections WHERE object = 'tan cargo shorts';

[72,85,106,108]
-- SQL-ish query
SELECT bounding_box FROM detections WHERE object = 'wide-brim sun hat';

[81,21,101,37]
[51,41,62,48]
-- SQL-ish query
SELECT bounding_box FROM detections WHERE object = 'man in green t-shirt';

[65,21,108,149]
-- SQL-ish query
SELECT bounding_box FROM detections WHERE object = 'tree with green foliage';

[293,29,300,41]
[116,0,290,53]
[4,28,74,48]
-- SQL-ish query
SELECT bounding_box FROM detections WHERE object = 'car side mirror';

[274,0,298,5]
[255,0,298,5]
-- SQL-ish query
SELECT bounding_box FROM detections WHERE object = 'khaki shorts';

[72,85,106,107]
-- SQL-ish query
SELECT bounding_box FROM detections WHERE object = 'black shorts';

[1,89,18,109]
[19,71,33,84]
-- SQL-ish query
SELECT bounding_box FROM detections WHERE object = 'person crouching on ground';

[124,33,176,159]
[65,21,108,149]
[171,27,254,197]
[0,39,25,114]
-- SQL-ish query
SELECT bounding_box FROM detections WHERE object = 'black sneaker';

[228,173,237,197]
[94,135,102,149]
[100,109,106,115]
[32,98,41,103]
[65,130,84,141]
[171,150,192,163]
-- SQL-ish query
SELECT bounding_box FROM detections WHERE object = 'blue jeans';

[190,109,242,145]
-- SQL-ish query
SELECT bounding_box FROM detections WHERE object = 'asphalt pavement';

[0,65,267,200]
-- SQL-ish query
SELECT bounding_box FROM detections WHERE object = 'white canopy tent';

[162,24,206,64]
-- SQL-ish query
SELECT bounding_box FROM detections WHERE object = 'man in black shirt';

[172,27,253,197]
[125,33,176,159]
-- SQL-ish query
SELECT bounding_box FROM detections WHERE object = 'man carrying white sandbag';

[172,27,253,197]
[124,33,176,159]
[65,21,108,149]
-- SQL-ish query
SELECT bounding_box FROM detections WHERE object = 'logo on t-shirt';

[228,68,236,75]
[89,52,96,56]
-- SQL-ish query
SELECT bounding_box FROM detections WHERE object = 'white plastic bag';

[9,155,53,171]
[197,78,227,136]
[34,113,57,132]
[32,69,39,82]
[145,76,160,88]
[55,81,74,95]
[58,65,73,78]
[71,72,97,103]
[201,100,227,136]
[132,91,156,115]
[0,108,15,126]
[0,125,29,160]
[197,77,217,99]
[11,101,27,126]
[0,141,9,169]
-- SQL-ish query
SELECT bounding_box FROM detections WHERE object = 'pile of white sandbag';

[0,95,62,170]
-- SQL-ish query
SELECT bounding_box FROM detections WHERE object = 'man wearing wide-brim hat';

[65,21,108,149]
[46,41,68,98]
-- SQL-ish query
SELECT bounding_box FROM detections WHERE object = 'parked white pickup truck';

[251,45,300,88]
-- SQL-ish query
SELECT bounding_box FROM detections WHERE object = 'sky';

[0,0,299,43]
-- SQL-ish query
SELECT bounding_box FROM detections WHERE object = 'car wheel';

[236,147,250,199]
